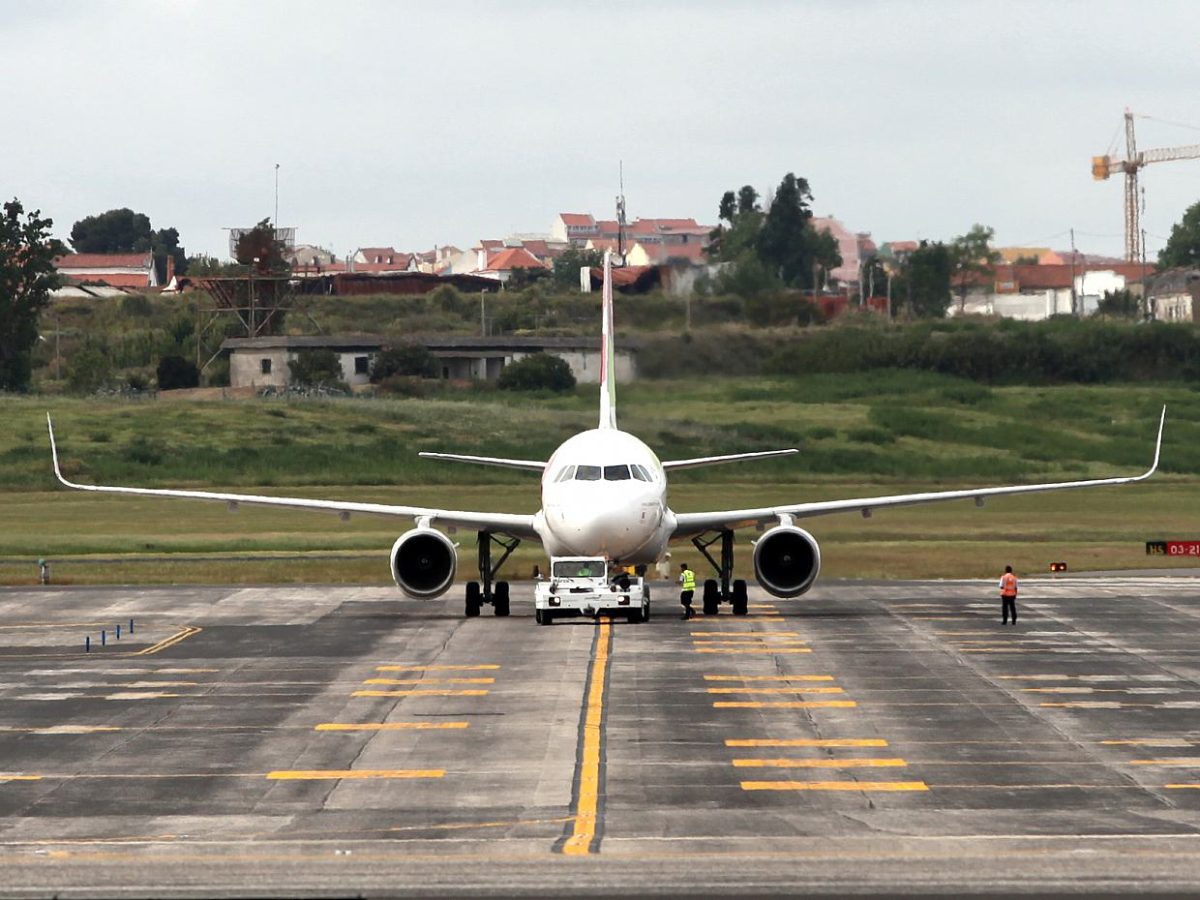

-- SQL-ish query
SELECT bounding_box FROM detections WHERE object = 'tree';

[69,207,187,283]
[0,199,64,391]
[1095,288,1140,319]
[756,173,841,290]
[551,246,603,291]
[894,240,953,318]
[949,223,1001,311]
[1159,199,1200,269]
[156,354,200,390]
[235,218,290,273]
[288,348,344,387]
[497,353,576,392]
[371,343,438,381]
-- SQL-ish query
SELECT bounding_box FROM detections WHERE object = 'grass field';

[2,372,1196,585]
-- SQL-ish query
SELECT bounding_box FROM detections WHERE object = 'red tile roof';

[54,252,152,269]
[559,213,595,227]
[59,272,151,288]
[485,247,548,271]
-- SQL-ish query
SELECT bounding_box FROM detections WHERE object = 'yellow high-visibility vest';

[680,569,696,591]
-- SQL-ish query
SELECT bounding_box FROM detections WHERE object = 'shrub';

[371,343,437,381]
[67,347,113,393]
[156,354,200,390]
[288,348,344,387]
[497,353,576,392]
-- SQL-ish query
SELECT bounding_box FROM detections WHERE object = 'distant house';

[222,334,638,389]
[551,213,601,244]
[52,252,158,289]
[477,247,549,284]
[351,247,416,272]
[951,263,1152,319]
[1148,268,1200,322]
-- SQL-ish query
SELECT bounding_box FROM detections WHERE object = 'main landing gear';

[692,529,748,616]
[465,530,520,618]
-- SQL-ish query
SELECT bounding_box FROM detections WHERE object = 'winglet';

[598,249,617,430]
[46,413,69,486]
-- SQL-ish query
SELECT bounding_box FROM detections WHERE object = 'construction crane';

[1092,109,1200,261]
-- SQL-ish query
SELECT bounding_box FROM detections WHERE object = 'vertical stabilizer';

[598,250,617,430]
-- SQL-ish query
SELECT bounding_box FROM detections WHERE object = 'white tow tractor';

[534,557,650,625]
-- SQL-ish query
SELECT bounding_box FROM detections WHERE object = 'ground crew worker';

[999,565,1019,625]
[678,563,697,619]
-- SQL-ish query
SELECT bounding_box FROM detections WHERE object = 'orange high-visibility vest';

[1000,572,1018,598]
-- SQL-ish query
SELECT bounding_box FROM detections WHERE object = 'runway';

[1,577,1200,896]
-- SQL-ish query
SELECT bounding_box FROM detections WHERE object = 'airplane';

[47,251,1166,618]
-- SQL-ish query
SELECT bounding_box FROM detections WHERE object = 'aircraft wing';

[672,407,1165,538]
[662,449,798,470]
[418,452,545,472]
[46,416,539,539]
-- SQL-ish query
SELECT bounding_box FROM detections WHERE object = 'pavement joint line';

[706,687,845,695]
[350,696,489,700]
[375,665,500,672]
[731,758,908,768]
[741,780,928,792]
[559,620,611,858]
[704,675,834,682]
[726,738,888,748]
[714,701,858,709]
[265,770,444,780]
[361,678,495,685]
[314,722,470,731]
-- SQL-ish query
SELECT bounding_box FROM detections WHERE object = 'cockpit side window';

[603,464,631,481]
[554,465,575,482]
[631,464,651,481]
[575,465,602,481]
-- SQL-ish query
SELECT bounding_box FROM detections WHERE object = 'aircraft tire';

[702,579,720,616]
[493,581,510,617]
[732,580,749,616]
[465,582,482,617]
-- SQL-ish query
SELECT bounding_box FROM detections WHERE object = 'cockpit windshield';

[575,465,602,481]
[603,465,631,481]
[570,463,652,482]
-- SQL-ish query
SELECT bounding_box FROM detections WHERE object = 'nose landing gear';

[465,530,519,618]
[693,529,748,616]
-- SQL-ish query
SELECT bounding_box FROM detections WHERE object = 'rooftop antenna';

[616,161,627,266]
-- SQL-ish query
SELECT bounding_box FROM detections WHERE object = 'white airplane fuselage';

[533,428,675,564]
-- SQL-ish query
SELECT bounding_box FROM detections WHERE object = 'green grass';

[2,373,1195,585]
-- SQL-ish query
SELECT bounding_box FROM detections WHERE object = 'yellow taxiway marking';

[727,738,888,748]
[133,626,202,656]
[742,780,928,792]
[733,758,907,768]
[314,722,470,732]
[562,620,611,857]
[266,769,444,780]
[1103,739,1196,747]
[0,774,43,782]
[1131,758,1200,766]
[350,696,487,700]
[695,648,812,654]
[704,675,834,682]
[714,700,857,709]
[1166,784,1200,789]
[707,687,845,695]
[375,665,500,672]
[361,678,495,686]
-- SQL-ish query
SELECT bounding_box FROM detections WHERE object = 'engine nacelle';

[390,528,457,599]
[753,525,821,598]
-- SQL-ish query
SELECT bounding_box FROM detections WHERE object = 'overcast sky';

[5,0,1200,261]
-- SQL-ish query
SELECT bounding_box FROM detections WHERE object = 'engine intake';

[390,528,457,599]
[753,525,821,598]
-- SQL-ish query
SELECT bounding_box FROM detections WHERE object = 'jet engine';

[753,525,821,598]
[390,528,457,599]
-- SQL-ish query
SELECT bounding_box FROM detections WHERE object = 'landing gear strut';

[466,530,519,618]
[691,529,748,616]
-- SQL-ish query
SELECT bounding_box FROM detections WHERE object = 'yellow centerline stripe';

[314,722,469,732]
[266,770,443,780]
[732,758,907,768]
[742,780,928,792]
[562,620,611,857]
[704,675,834,682]
[726,738,887,748]
[1131,758,1200,766]
[134,626,202,656]
[350,696,487,700]
[0,775,43,782]
[707,687,845,695]
[375,665,500,672]
[714,700,857,709]
[361,678,495,685]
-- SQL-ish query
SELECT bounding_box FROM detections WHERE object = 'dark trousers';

[680,589,694,610]
[1002,595,1017,623]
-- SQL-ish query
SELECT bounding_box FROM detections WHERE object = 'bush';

[288,348,344,387]
[156,354,200,390]
[371,343,437,381]
[67,347,113,393]
[497,353,576,392]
